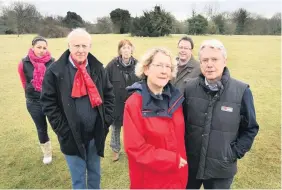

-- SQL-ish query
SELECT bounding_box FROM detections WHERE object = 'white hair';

[198,39,227,59]
[67,28,92,44]
[135,47,178,80]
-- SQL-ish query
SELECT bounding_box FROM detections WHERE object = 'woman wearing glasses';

[123,48,188,189]
[105,39,139,162]
[18,36,55,164]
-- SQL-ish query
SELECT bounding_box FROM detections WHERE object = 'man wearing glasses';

[41,28,114,189]
[172,36,201,93]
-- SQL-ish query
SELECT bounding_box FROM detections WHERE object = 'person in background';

[172,36,201,93]
[105,39,139,162]
[18,36,55,165]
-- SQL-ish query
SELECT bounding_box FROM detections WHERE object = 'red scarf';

[71,56,102,108]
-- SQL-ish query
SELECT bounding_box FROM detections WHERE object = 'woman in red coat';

[123,47,188,189]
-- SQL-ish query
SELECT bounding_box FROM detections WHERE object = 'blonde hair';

[135,47,177,80]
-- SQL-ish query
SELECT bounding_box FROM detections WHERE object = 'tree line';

[0,1,280,38]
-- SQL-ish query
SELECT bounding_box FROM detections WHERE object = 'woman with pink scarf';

[18,36,55,164]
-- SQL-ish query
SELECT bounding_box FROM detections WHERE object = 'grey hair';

[67,28,92,44]
[135,47,178,80]
[198,39,227,59]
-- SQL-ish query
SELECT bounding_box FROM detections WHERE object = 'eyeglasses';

[71,44,90,51]
[150,63,172,70]
[178,46,192,50]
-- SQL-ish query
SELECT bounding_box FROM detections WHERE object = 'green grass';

[0,34,280,189]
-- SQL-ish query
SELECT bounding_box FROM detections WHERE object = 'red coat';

[123,92,188,189]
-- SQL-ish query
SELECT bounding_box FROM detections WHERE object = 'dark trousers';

[26,99,49,144]
[187,170,234,189]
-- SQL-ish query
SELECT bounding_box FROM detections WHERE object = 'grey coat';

[172,56,201,93]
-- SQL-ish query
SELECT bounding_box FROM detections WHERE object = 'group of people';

[18,28,259,189]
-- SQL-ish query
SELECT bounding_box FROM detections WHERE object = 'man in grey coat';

[172,36,201,93]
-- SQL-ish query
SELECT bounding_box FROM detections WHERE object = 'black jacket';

[40,50,115,159]
[105,56,139,126]
[22,56,54,99]
[183,67,259,179]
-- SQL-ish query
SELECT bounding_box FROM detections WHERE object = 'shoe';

[112,151,120,162]
[40,141,52,164]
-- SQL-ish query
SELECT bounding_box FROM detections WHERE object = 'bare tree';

[221,11,235,35]
[191,3,196,17]
[94,16,113,34]
[14,2,41,35]
[1,7,17,34]
[204,2,219,20]
[269,12,281,35]
[1,1,42,36]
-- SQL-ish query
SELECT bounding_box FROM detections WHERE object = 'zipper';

[168,95,183,113]
[141,95,183,115]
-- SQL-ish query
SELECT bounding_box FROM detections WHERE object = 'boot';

[40,141,52,164]
[113,151,120,162]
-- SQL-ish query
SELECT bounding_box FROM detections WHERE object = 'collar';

[69,55,89,68]
[205,78,219,91]
[177,55,195,67]
[147,83,172,100]
[127,80,183,118]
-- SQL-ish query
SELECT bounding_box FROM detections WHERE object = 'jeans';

[65,138,101,189]
[26,99,49,143]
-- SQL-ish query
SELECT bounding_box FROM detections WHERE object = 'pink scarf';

[28,48,51,92]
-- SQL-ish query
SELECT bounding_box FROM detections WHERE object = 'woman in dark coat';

[105,39,139,161]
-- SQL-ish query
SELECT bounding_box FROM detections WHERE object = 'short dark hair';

[32,36,47,46]
[178,36,194,50]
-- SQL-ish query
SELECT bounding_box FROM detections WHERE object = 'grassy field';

[0,34,280,189]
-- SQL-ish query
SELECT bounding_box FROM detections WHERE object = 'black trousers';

[26,99,49,144]
[187,170,234,189]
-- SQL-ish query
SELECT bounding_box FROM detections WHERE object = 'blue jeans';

[65,139,101,189]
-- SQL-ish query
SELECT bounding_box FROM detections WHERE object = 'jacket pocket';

[227,144,236,163]
[58,128,79,156]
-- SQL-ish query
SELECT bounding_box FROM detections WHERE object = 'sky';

[2,0,281,22]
